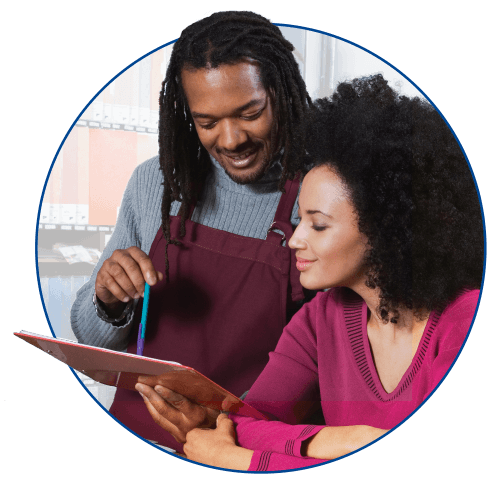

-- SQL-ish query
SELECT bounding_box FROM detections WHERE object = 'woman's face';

[289,165,369,291]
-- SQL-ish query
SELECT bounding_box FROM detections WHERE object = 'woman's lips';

[296,257,314,272]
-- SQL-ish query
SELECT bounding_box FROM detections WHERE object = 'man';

[71,11,313,452]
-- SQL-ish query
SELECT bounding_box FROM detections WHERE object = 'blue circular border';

[35,23,487,474]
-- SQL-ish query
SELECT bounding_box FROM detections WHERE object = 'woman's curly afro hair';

[307,74,484,322]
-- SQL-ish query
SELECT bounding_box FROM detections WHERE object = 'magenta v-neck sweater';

[230,288,479,471]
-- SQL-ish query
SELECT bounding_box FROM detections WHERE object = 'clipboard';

[15,330,268,421]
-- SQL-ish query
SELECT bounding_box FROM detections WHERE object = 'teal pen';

[136,282,150,356]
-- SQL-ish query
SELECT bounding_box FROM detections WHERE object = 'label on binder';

[149,111,159,129]
[92,100,104,121]
[129,106,139,126]
[76,204,89,225]
[61,204,77,224]
[49,203,61,224]
[40,203,50,223]
[113,104,130,124]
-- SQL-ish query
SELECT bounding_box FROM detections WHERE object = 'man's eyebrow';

[306,209,332,218]
[190,97,267,119]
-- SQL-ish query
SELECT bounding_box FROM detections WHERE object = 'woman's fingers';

[216,413,235,437]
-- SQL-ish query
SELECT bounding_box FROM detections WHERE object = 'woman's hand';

[183,414,253,470]
[303,425,388,459]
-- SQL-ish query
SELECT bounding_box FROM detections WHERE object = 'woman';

[139,75,484,471]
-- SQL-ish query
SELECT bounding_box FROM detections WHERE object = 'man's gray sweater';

[70,155,299,350]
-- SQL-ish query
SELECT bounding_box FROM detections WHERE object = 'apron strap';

[266,178,304,302]
[186,175,304,302]
[275,178,301,223]
[266,177,300,245]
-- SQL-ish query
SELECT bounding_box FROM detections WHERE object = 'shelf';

[38,225,110,252]
[38,257,67,264]
[76,119,158,134]
[38,224,115,232]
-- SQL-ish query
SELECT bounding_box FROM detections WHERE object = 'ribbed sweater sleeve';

[248,450,328,471]
[230,415,324,457]
[70,155,299,349]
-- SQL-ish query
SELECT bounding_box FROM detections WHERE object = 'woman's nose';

[289,226,306,250]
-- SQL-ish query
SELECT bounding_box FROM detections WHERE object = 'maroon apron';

[109,179,303,451]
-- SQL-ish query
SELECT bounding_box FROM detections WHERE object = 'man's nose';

[217,119,247,151]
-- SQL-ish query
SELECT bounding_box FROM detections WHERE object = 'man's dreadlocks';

[158,11,312,279]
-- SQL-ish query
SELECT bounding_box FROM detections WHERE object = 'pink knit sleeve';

[428,290,479,391]
[230,413,324,457]
[248,450,329,471]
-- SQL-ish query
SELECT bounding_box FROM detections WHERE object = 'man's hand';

[135,381,219,443]
[183,414,253,470]
[95,246,163,317]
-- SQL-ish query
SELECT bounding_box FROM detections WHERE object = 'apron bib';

[109,179,303,451]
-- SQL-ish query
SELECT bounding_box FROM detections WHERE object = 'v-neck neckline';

[342,289,442,402]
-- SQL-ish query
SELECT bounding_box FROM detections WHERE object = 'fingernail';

[134,293,140,299]
[123,296,130,303]
[146,272,155,285]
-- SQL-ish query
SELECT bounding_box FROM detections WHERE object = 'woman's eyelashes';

[295,215,328,232]
[312,224,327,231]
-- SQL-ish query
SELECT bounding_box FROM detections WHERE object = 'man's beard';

[218,146,277,185]
[222,160,271,184]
